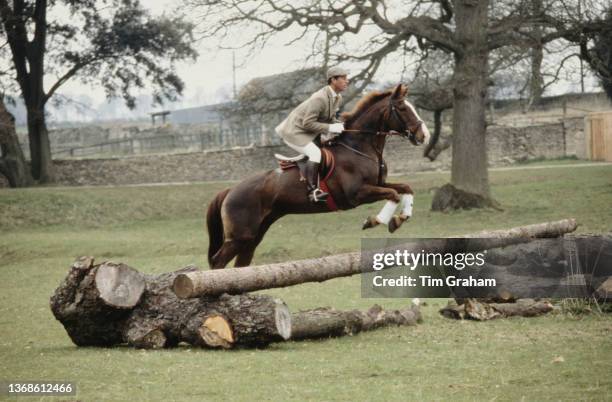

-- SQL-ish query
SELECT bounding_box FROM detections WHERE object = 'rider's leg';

[282,140,328,202]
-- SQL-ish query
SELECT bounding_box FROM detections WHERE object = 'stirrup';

[308,188,328,203]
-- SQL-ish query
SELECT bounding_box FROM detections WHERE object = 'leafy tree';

[0,0,197,184]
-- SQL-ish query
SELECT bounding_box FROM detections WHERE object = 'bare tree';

[188,0,609,206]
[580,8,612,99]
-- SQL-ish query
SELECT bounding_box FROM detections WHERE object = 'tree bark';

[50,258,291,349]
[450,0,490,198]
[174,219,577,298]
[0,98,33,187]
[26,105,54,183]
[527,0,544,109]
[290,303,421,340]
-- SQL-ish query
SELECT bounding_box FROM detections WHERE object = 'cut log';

[95,262,146,308]
[180,294,292,349]
[51,259,290,349]
[290,303,422,340]
[174,219,578,298]
[440,298,554,321]
[200,316,234,348]
[50,257,146,346]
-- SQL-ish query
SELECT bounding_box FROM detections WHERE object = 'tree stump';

[431,183,501,211]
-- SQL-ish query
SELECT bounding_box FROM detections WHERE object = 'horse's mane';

[341,89,392,125]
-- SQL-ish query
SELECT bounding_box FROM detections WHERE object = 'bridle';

[329,96,424,184]
[341,97,424,143]
[385,98,424,144]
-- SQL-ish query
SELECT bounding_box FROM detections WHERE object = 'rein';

[340,129,408,137]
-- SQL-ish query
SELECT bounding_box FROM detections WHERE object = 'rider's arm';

[301,97,330,134]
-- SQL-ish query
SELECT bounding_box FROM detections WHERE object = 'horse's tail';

[206,188,230,267]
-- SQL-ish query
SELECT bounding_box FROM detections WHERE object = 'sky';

[52,0,321,122]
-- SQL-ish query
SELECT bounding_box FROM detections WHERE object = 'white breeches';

[283,140,322,163]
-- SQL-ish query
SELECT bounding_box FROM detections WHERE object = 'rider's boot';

[305,160,328,203]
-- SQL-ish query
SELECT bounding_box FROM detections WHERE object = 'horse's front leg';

[361,182,414,233]
[380,182,414,233]
[352,185,402,231]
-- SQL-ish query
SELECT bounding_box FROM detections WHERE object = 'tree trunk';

[290,303,421,340]
[0,98,33,187]
[527,0,544,109]
[174,219,577,298]
[449,0,490,199]
[26,105,54,183]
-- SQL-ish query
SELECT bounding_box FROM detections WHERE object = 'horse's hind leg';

[210,240,244,269]
[234,248,255,268]
[233,214,279,268]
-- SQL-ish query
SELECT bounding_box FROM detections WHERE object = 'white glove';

[328,123,344,134]
[321,132,338,142]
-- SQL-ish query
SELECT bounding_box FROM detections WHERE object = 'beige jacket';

[275,86,342,146]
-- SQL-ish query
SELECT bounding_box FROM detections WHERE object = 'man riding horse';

[275,66,349,203]
[207,76,431,269]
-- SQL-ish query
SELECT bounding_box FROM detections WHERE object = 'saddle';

[274,147,338,211]
[274,147,335,183]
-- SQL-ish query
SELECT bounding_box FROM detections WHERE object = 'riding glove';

[328,123,344,134]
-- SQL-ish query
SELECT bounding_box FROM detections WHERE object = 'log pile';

[50,219,611,349]
[50,258,422,349]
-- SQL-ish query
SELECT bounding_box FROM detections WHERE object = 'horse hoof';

[388,215,408,233]
[362,216,380,230]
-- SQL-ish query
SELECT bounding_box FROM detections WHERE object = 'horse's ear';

[392,84,408,99]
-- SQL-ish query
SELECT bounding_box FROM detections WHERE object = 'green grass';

[1,163,611,401]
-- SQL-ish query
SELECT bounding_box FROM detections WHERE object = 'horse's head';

[385,84,431,146]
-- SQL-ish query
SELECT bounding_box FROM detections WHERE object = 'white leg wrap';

[376,201,398,225]
[401,194,414,217]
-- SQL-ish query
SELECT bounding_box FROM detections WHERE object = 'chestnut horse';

[207,84,430,268]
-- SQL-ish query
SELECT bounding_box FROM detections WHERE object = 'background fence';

[50,126,283,158]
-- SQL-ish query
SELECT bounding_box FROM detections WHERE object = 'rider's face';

[331,76,349,93]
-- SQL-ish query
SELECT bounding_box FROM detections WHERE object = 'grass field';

[1,161,611,401]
